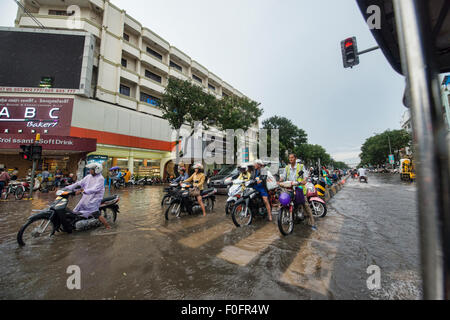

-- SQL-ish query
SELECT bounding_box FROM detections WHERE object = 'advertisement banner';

[0,134,96,152]
[0,96,74,136]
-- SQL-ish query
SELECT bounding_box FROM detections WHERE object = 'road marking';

[178,221,234,248]
[217,223,279,266]
[279,213,345,297]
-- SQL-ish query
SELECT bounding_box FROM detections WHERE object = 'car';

[207,165,239,194]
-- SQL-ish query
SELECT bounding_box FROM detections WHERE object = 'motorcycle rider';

[237,163,251,182]
[173,167,189,184]
[281,154,317,230]
[65,163,111,230]
[252,159,273,222]
[183,163,207,217]
[358,166,368,182]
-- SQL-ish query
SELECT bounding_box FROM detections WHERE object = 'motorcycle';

[16,178,41,199]
[161,182,181,207]
[17,188,120,246]
[112,177,126,189]
[230,179,277,228]
[2,181,22,200]
[165,183,217,220]
[359,176,368,183]
[225,178,246,215]
[305,180,327,218]
[277,181,305,236]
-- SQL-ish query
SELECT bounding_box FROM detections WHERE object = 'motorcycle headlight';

[54,198,68,210]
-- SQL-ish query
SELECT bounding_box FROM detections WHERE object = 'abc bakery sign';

[0,96,74,136]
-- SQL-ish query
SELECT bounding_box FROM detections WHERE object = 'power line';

[13,0,45,29]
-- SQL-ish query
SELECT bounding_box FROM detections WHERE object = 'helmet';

[254,159,265,166]
[86,162,103,175]
[239,164,248,172]
[178,166,186,173]
[279,192,291,206]
[193,163,203,170]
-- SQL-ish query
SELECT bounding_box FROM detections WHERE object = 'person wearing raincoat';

[65,162,111,229]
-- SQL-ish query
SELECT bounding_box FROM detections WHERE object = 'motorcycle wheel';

[17,217,56,246]
[231,203,253,227]
[204,198,214,212]
[15,187,25,200]
[2,187,10,200]
[161,195,171,207]
[278,207,294,236]
[225,200,235,215]
[101,207,117,223]
[165,202,181,220]
[310,201,327,218]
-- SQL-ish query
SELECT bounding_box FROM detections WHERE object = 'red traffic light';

[345,40,354,48]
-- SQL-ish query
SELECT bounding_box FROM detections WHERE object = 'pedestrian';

[0,168,11,199]
[54,169,63,187]
[124,168,131,184]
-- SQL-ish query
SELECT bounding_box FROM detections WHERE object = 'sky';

[0,0,408,165]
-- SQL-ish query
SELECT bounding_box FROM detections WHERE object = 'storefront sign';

[0,96,74,136]
[0,134,96,152]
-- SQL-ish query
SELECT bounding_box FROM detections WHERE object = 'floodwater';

[0,174,421,299]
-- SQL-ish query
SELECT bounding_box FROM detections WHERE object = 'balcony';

[169,68,189,81]
[170,46,191,66]
[18,15,101,38]
[142,28,170,53]
[125,14,141,34]
[223,81,234,93]
[118,94,138,110]
[208,72,222,86]
[141,52,169,75]
[192,60,208,77]
[121,68,139,84]
[140,77,165,95]
[122,41,140,59]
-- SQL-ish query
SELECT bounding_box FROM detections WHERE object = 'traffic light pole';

[29,156,36,199]
[358,46,379,55]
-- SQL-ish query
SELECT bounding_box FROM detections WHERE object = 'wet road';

[0,174,421,299]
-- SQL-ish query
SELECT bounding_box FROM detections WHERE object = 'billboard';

[0,96,74,136]
[0,27,94,97]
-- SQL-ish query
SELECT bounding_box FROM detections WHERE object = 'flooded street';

[0,174,421,300]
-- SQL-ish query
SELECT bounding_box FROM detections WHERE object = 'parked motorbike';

[165,184,217,220]
[17,188,120,246]
[231,179,277,227]
[305,180,327,218]
[225,179,246,215]
[112,177,126,189]
[2,181,21,200]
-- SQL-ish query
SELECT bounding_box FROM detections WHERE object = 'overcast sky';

[0,0,408,165]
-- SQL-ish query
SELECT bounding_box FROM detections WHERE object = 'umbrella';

[109,166,120,171]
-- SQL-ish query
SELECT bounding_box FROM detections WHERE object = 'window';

[145,70,162,83]
[120,84,130,96]
[123,33,130,42]
[170,61,182,72]
[121,58,127,68]
[146,47,163,61]
[140,92,161,106]
[192,74,202,84]
[49,10,74,16]
[208,84,216,91]
[222,92,229,98]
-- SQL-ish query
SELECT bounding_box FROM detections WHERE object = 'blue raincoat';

[66,173,105,218]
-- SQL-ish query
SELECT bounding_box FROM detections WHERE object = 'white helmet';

[193,163,203,170]
[239,163,248,171]
[86,162,103,175]
[253,159,265,166]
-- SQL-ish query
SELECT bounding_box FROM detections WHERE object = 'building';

[0,0,258,178]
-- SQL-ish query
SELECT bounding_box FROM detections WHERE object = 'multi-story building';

[0,0,258,178]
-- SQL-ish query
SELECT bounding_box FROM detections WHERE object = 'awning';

[0,134,97,153]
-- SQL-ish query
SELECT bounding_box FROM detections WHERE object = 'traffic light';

[31,145,42,160]
[341,37,359,68]
[20,145,32,161]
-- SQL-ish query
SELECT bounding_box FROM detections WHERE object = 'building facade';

[1,0,258,179]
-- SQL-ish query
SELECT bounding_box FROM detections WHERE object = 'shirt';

[358,168,368,177]
[284,163,309,182]
[184,172,206,190]
[173,172,189,183]
[0,172,10,182]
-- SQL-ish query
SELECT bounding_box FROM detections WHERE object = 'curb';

[323,175,349,202]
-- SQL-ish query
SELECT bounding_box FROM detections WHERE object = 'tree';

[159,77,218,131]
[359,129,412,166]
[295,144,332,166]
[160,77,263,133]
[216,96,263,132]
[262,116,308,163]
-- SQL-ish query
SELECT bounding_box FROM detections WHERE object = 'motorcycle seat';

[102,195,117,203]
[201,188,215,195]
